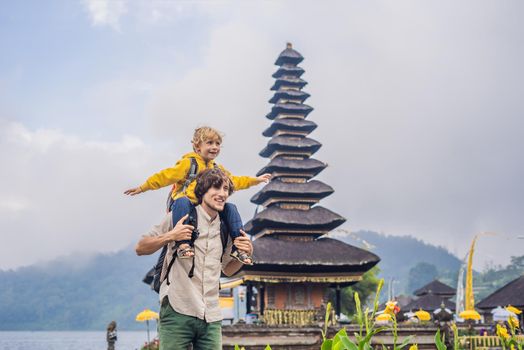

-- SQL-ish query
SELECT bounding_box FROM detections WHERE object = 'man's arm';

[135,214,193,256]
[222,230,253,276]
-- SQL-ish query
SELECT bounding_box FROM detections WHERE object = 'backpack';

[145,201,229,294]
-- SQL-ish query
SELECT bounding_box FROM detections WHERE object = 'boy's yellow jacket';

[139,152,259,203]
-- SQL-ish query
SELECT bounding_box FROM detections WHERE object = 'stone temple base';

[222,324,440,350]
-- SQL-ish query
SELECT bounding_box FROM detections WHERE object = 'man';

[135,168,253,350]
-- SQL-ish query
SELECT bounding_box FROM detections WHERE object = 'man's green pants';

[159,298,222,350]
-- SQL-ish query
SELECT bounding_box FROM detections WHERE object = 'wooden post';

[335,285,341,317]
[260,284,266,315]
[246,284,252,314]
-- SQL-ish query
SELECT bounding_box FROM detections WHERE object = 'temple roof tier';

[245,206,345,234]
[403,294,456,312]
[259,136,321,158]
[250,179,333,205]
[266,103,313,120]
[477,275,524,310]
[244,236,380,269]
[413,280,456,297]
[262,119,317,137]
[274,43,304,66]
[270,77,307,91]
[256,157,326,178]
[272,65,305,79]
[269,89,310,104]
[239,273,363,285]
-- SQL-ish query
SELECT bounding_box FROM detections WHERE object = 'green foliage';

[339,231,462,296]
[407,262,438,293]
[475,254,524,301]
[332,267,380,317]
[0,246,158,330]
[434,329,446,350]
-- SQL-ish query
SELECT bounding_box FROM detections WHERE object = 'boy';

[125,126,270,264]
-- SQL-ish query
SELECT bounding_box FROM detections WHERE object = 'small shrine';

[235,43,380,326]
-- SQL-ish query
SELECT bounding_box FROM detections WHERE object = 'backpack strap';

[162,202,229,286]
[165,157,199,212]
[165,204,198,284]
[182,157,199,194]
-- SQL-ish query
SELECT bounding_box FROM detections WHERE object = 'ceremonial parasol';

[136,309,159,349]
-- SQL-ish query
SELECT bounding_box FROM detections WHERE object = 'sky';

[1,0,523,270]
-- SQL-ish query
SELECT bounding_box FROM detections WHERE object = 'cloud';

[142,1,524,266]
[0,119,168,269]
[3,1,524,270]
[83,0,127,30]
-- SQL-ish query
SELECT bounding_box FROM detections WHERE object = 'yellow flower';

[509,316,519,328]
[376,313,392,322]
[408,345,418,350]
[497,324,510,339]
[506,305,522,315]
[385,301,400,315]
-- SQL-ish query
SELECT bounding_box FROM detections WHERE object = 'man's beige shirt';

[145,205,233,323]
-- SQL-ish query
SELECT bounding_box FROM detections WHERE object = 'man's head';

[192,126,223,162]
[194,168,234,213]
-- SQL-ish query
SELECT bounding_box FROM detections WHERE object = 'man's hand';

[165,214,193,243]
[256,173,272,184]
[233,230,253,256]
[124,187,143,196]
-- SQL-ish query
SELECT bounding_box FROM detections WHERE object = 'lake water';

[0,331,158,350]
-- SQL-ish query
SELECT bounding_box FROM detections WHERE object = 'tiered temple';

[236,43,380,326]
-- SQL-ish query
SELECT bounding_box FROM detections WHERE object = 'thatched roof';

[271,77,307,91]
[256,157,326,177]
[244,236,380,271]
[262,119,317,137]
[259,136,321,158]
[269,89,310,104]
[250,179,334,205]
[266,103,313,120]
[275,44,304,66]
[477,275,524,309]
[272,65,305,78]
[414,280,456,297]
[245,206,345,234]
[402,294,456,312]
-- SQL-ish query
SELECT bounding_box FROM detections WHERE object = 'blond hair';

[192,126,223,151]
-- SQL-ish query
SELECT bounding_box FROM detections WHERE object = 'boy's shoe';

[230,250,254,265]
[177,246,195,259]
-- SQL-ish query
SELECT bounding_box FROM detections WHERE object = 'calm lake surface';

[0,331,158,350]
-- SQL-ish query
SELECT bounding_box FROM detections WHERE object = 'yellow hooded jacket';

[139,152,259,204]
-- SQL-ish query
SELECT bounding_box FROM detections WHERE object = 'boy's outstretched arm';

[124,158,191,196]
[124,187,143,196]
[256,173,272,184]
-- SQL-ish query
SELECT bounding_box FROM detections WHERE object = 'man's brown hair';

[194,168,234,204]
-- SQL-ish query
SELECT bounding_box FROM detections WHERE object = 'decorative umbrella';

[415,309,431,321]
[491,306,514,321]
[136,309,159,349]
[459,309,481,320]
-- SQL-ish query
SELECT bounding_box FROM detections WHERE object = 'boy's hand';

[124,187,143,196]
[256,173,272,184]
[233,230,253,256]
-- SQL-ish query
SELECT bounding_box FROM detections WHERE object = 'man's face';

[201,180,230,213]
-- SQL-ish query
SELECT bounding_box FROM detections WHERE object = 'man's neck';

[200,202,218,220]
